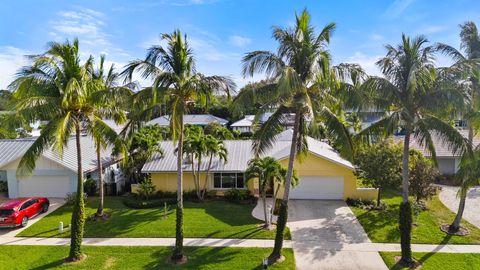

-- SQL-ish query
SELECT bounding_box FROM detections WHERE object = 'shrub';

[0,181,8,192]
[137,178,156,200]
[224,189,254,203]
[183,190,199,201]
[409,158,439,203]
[155,190,176,199]
[122,194,176,209]
[84,179,97,196]
[64,192,87,205]
[346,197,387,210]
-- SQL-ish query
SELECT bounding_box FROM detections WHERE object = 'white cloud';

[384,0,415,18]
[0,47,30,89]
[370,34,384,41]
[346,52,382,76]
[229,35,252,47]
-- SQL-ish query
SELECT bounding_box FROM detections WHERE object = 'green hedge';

[122,196,176,209]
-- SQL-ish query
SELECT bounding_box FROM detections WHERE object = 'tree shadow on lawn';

[356,206,400,242]
[30,259,67,270]
[143,246,267,270]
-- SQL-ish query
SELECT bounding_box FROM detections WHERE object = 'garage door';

[290,176,344,200]
[18,176,71,198]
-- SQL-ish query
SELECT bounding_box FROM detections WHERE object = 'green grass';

[0,245,295,270]
[380,252,480,270]
[18,197,290,239]
[350,189,480,244]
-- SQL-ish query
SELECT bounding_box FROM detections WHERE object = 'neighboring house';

[0,136,123,198]
[395,130,479,175]
[230,113,295,133]
[142,130,377,200]
[147,114,228,127]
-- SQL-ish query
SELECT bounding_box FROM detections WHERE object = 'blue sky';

[0,0,479,89]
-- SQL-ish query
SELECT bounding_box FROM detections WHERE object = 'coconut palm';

[121,30,234,262]
[233,9,361,263]
[360,34,470,264]
[201,135,227,199]
[435,21,480,233]
[91,55,131,217]
[10,39,123,261]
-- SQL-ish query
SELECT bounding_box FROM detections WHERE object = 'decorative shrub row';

[122,195,176,209]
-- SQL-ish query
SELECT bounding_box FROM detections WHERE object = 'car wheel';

[21,216,28,227]
[42,204,49,213]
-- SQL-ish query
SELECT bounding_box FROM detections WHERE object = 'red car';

[0,197,50,228]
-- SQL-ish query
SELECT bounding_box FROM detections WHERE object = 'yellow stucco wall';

[146,172,257,196]
[146,153,377,201]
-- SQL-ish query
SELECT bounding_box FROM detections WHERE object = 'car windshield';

[0,209,14,217]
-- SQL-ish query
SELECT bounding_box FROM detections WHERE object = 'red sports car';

[0,197,50,228]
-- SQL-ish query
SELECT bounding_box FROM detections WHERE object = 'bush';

[224,189,254,203]
[64,192,87,205]
[155,190,176,199]
[122,194,176,209]
[346,197,387,210]
[137,178,156,200]
[409,159,439,203]
[0,181,8,192]
[84,179,97,196]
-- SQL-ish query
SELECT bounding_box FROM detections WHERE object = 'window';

[20,200,34,211]
[213,172,245,189]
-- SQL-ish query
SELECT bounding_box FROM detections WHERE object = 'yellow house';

[142,130,378,201]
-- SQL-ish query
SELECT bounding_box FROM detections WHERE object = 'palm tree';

[435,21,480,233]
[246,157,283,228]
[121,30,234,262]
[233,9,360,263]
[10,39,122,261]
[360,34,470,265]
[201,135,227,199]
[91,55,130,217]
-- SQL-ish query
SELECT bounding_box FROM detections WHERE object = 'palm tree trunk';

[269,113,300,263]
[376,188,381,207]
[262,191,269,227]
[450,125,474,232]
[201,155,214,200]
[96,146,104,217]
[172,126,185,261]
[68,119,86,261]
[399,128,412,264]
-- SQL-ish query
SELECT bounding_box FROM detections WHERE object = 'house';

[0,136,123,198]
[142,130,377,200]
[230,113,295,133]
[395,129,479,175]
[147,114,228,127]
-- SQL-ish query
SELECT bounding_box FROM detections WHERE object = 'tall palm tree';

[233,9,361,263]
[435,21,480,233]
[10,39,121,261]
[91,55,130,217]
[121,30,234,262]
[360,34,470,265]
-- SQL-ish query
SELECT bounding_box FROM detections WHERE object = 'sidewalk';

[1,236,480,253]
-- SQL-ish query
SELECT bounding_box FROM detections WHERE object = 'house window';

[213,172,245,189]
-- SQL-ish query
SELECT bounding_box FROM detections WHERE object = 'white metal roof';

[0,136,116,173]
[142,129,354,173]
[147,114,228,127]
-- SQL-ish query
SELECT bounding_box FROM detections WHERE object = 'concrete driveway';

[288,200,387,270]
[0,198,64,237]
[439,185,480,229]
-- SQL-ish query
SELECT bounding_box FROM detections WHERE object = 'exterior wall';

[147,153,377,201]
[1,156,77,198]
[232,126,252,133]
[436,157,458,175]
[147,171,257,196]
[275,154,378,201]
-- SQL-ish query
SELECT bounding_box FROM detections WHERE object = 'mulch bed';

[440,224,470,236]
[394,256,422,269]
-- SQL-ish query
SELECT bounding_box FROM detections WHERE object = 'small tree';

[409,159,439,203]
[353,140,403,206]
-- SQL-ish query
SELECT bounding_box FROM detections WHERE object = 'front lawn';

[0,245,295,270]
[350,189,480,244]
[18,197,290,239]
[380,252,480,270]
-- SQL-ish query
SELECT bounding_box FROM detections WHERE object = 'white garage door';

[290,176,344,200]
[18,176,71,198]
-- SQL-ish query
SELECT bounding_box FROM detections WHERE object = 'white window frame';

[212,172,246,190]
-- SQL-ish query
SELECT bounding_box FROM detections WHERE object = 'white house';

[231,113,295,133]
[0,136,123,198]
[147,114,228,127]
